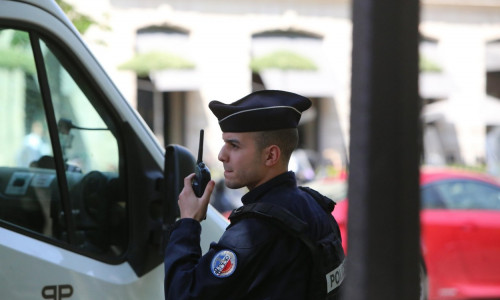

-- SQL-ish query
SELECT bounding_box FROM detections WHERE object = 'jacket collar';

[241,171,297,205]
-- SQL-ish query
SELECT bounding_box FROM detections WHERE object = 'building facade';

[74,0,500,178]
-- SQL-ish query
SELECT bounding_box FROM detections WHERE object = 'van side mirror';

[163,144,196,225]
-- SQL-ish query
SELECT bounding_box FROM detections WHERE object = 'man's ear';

[264,145,281,166]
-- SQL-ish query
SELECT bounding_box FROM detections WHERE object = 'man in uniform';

[164,90,344,299]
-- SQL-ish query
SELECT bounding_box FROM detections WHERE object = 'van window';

[0,28,126,258]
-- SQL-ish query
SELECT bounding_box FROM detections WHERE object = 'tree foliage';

[55,0,97,34]
[250,50,317,72]
[119,51,196,76]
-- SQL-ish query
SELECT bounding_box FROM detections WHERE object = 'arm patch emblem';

[211,250,237,278]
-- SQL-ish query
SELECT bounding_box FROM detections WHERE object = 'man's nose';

[218,147,226,162]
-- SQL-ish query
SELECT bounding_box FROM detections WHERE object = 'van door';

[0,25,166,298]
[0,2,226,298]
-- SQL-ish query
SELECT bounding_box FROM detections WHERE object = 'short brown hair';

[254,128,298,164]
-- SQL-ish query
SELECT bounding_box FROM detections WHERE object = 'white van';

[0,0,226,298]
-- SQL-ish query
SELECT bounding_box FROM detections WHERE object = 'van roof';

[8,0,77,33]
[14,0,61,12]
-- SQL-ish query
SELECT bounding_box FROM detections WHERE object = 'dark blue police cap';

[209,90,312,132]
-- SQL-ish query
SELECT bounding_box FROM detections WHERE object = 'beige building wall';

[421,1,500,166]
[73,0,352,175]
[71,0,500,174]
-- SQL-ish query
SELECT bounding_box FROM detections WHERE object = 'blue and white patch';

[211,250,237,278]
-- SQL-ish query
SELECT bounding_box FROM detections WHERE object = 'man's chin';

[224,180,243,190]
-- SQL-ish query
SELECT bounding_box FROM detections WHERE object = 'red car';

[306,167,500,300]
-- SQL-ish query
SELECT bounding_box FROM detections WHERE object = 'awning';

[150,69,201,92]
[259,69,337,98]
[119,51,200,92]
[486,42,500,71]
[118,51,195,77]
[251,33,337,98]
[419,72,452,99]
[481,96,500,126]
[422,96,500,125]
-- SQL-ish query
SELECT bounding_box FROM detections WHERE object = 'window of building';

[419,36,450,103]
[486,40,500,99]
[250,29,335,97]
[121,25,197,147]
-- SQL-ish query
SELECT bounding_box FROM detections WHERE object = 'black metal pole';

[345,0,421,299]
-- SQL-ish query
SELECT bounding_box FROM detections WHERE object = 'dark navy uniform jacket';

[164,171,341,300]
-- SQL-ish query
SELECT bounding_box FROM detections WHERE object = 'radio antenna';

[197,129,204,164]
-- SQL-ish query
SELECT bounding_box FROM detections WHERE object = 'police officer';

[164,90,344,299]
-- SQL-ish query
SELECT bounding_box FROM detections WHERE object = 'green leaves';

[250,50,317,72]
[55,0,99,34]
[118,51,195,76]
[420,55,442,73]
[0,49,35,73]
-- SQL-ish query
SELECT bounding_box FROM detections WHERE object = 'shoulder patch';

[211,250,237,278]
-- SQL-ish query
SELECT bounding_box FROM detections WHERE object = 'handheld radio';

[192,129,211,197]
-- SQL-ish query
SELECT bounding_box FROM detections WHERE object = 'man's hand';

[178,173,215,222]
